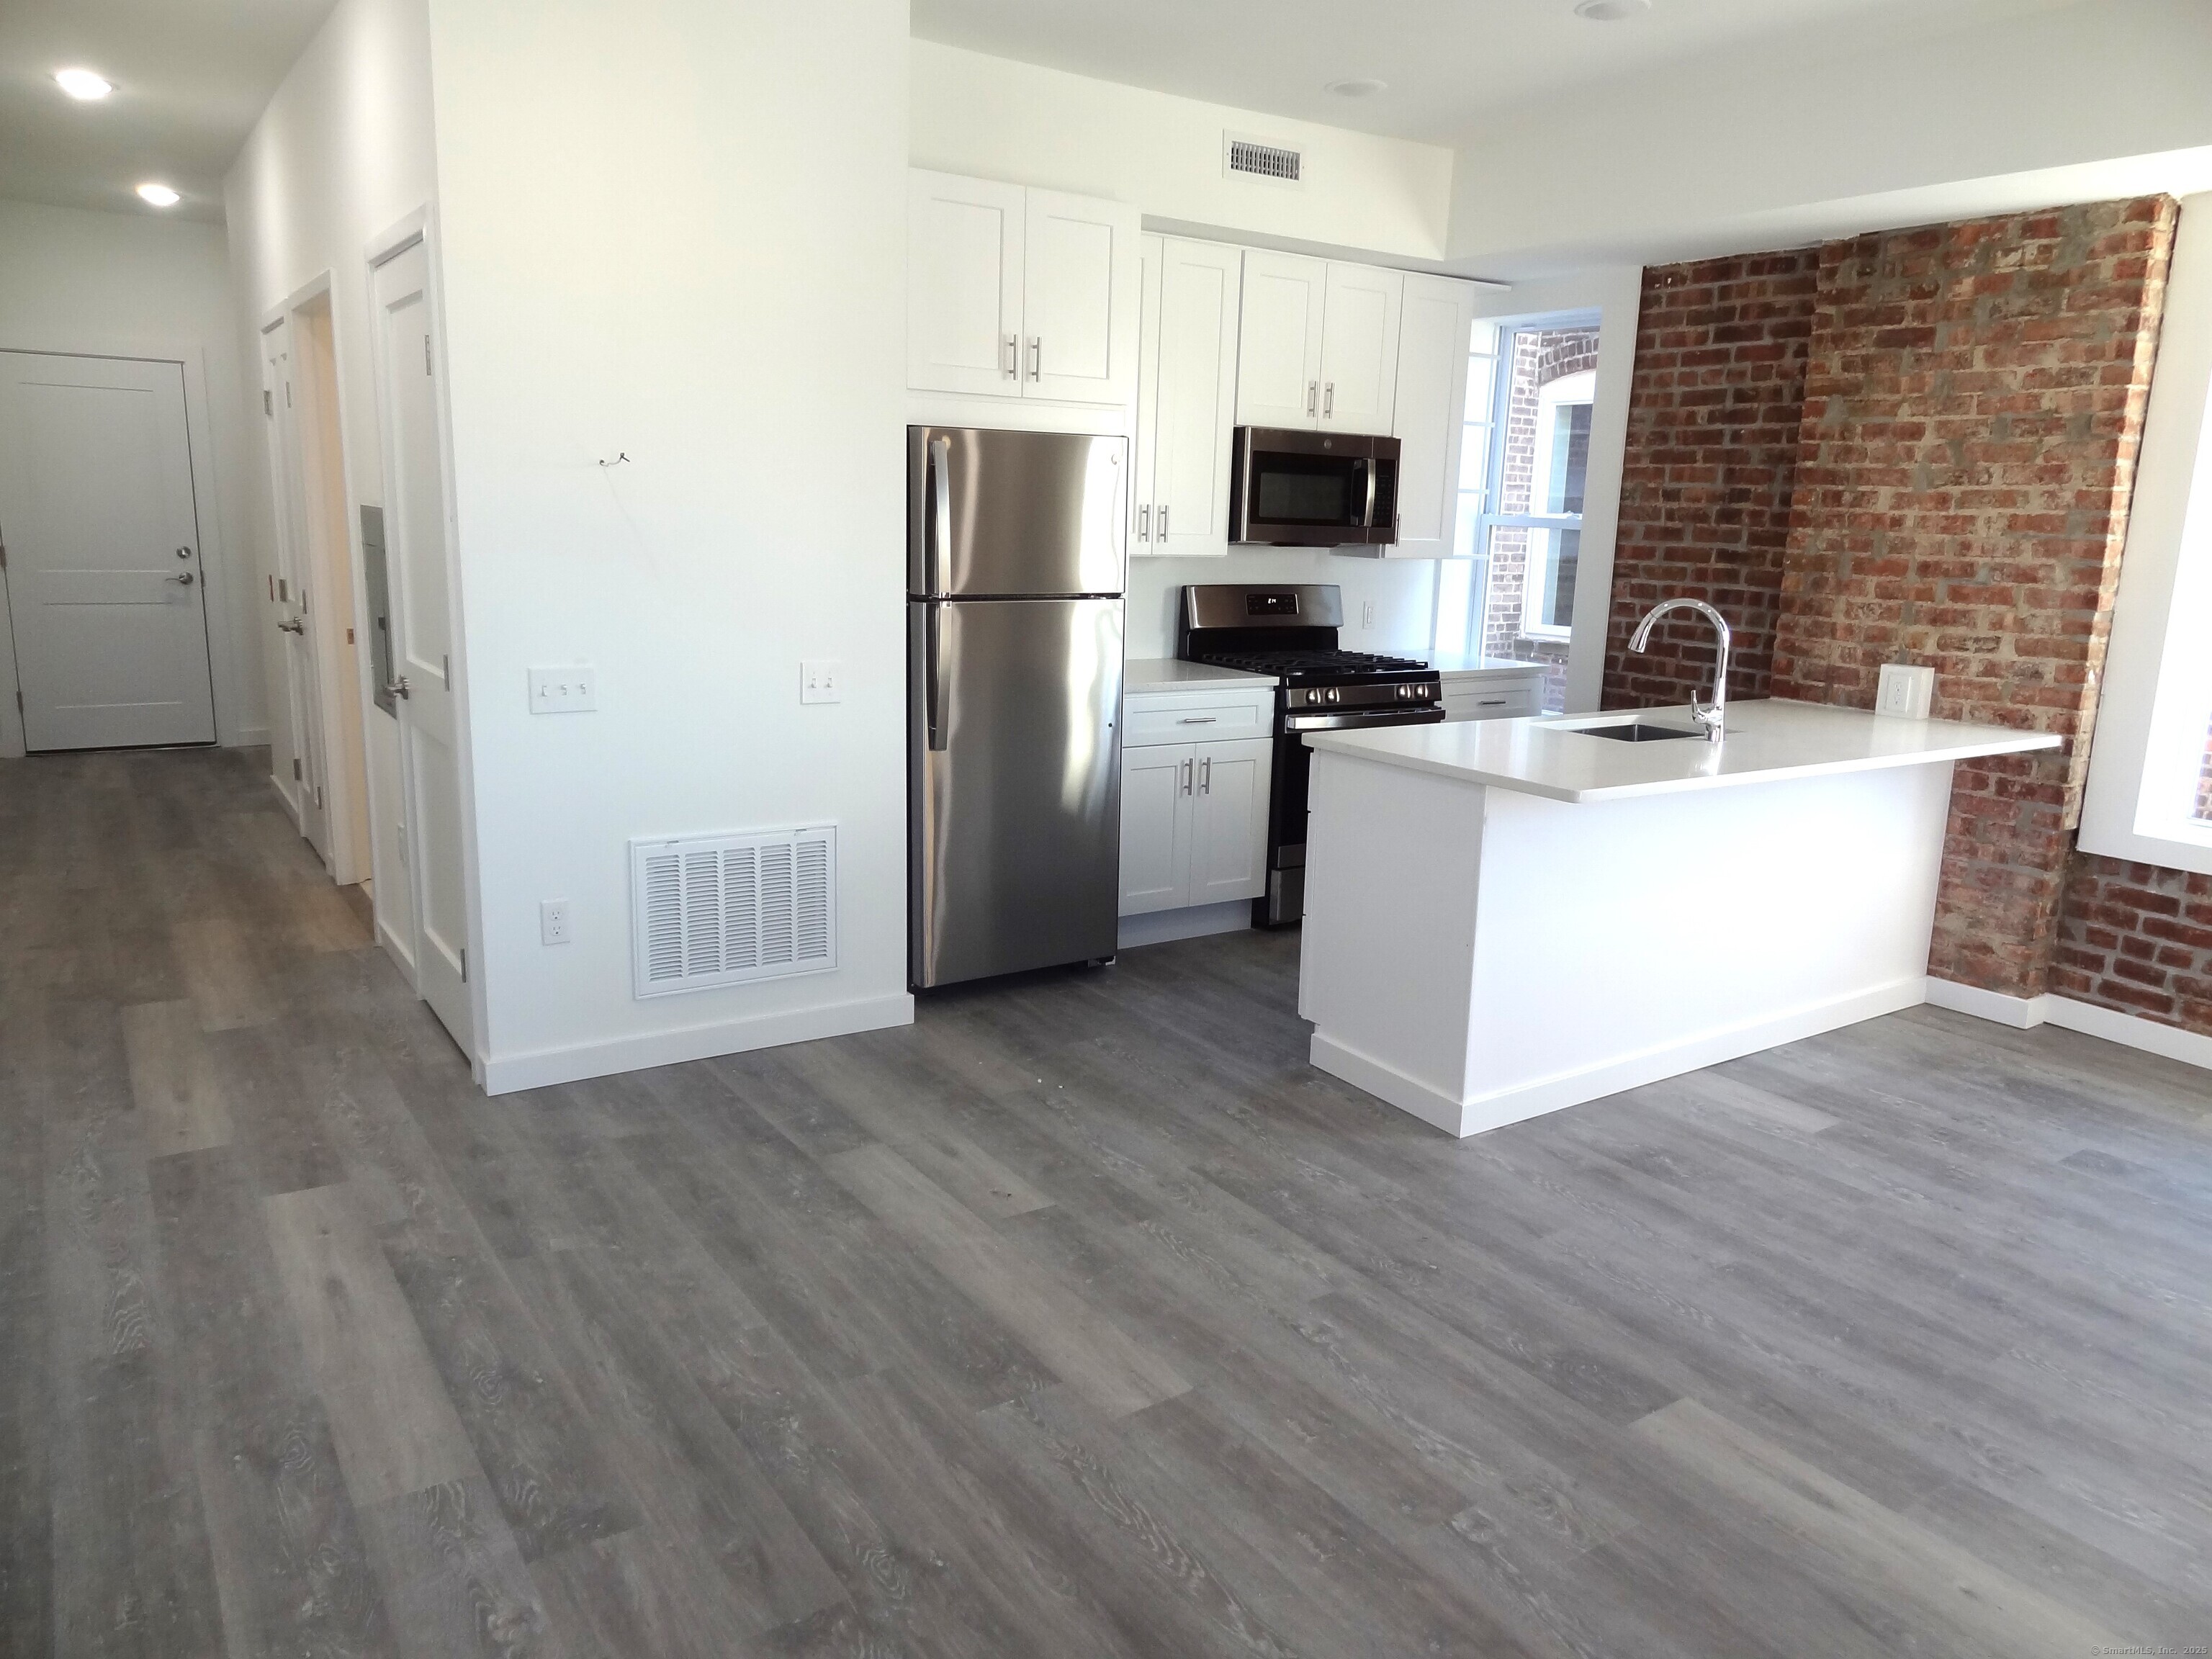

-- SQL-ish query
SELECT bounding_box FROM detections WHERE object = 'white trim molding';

[1925,976,2212,1071]
[2080,191,2212,877]
[480,992,917,1096]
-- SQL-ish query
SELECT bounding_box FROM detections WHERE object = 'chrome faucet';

[1629,598,1732,742]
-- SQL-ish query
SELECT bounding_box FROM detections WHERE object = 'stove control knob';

[1326,687,1340,705]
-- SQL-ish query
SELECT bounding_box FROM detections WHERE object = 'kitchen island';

[1298,699,2059,1137]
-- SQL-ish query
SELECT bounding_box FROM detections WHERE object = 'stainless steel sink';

[1561,721,1707,743]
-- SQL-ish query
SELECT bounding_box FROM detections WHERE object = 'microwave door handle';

[928,435,953,596]
[1363,457,1379,529]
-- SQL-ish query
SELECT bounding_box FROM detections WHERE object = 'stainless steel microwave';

[1229,426,1401,548]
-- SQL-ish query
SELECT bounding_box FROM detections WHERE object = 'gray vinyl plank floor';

[5,745,2212,1657]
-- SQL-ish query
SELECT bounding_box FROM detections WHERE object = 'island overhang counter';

[1298,699,2060,1138]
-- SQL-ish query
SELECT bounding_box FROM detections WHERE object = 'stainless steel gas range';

[1177,583,1443,927]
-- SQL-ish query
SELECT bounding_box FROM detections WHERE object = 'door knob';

[384,675,412,701]
[167,571,196,585]
[277,617,305,634]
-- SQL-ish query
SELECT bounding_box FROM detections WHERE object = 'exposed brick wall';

[2054,855,2212,1031]
[1603,251,1820,710]
[1769,199,2177,999]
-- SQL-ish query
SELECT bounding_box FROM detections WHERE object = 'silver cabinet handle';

[1307,380,1318,416]
[1180,757,1192,795]
[1324,382,1335,418]
[1200,755,1212,794]
[1002,333,1018,378]
[1177,716,1217,724]
[1138,503,1149,542]
[384,675,412,701]
[277,617,305,634]
[1157,503,1169,540]
[927,435,952,596]
[1028,337,1041,380]
[166,570,196,585]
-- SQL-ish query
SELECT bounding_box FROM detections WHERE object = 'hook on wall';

[598,451,631,469]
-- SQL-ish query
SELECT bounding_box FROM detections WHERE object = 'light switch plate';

[529,665,597,713]
[801,659,842,704]
[1876,662,1935,719]
[540,899,572,945]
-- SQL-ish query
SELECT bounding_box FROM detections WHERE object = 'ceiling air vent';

[631,826,836,997]
[1225,134,1303,187]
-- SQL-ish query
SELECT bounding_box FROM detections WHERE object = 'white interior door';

[372,238,473,1053]
[1022,186,1139,405]
[1152,239,1244,557]
[1318,263,1403,436]
[1391,274,1480,558]
[261,320,332,861]
[907,170,1025,396]
[0,351,215,750]
[1236,250,1326,430]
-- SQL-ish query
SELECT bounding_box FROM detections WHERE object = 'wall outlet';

[540,899,572,945]
[1876,662,1936,719]
[529,665,598,713]
[801,658,842,704]
[1360,600,1376,630]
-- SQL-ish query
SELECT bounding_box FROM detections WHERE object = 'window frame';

[1512,369,1596,640]
[2080,189,2212,876]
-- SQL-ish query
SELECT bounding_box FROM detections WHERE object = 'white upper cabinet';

[1318,263,1403,436]
[908,170,1138,407]
[908,172,1025,397]
[1390,272,1481,558]
[1236,250,1328,429]
[1133,236,1243,558]
[1238,251,1403,436]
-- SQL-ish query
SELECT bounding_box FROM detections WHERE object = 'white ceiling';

[910,0,2084,148]
[0,0,337,222]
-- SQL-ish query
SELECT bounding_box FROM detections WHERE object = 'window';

[1431,313,1602,710]
[2079,202,2212,875]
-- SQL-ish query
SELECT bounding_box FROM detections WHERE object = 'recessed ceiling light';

[1324,78,1388,98]
[137,183,181,207]
[54,68,114,101]
[1575,0,1651,18]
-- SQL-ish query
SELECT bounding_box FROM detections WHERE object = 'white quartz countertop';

[1304,698,2061,803]
[1424,653,1547,678]
[1123,657,1277,694]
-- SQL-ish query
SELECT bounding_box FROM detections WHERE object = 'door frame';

[0,335,245,759]
[366,205,489,1076]
[258,272,377,886]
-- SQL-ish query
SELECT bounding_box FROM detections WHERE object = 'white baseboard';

[1926,976,2212,1070]
[481,991,916,1095]
[1315,976,1928,1139]
[228,724,271,749]
[269,772,301,827]
[1118,901,1252,950]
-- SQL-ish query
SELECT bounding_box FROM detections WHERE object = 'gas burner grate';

[1189,648,1429,678]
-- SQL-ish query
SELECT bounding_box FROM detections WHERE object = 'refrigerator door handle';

[925,604,946,751]
[927,435,953,596]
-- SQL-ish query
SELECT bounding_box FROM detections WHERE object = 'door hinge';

[264,389,273,415]
[442,655,451,685]
[293,757,302,781]
[424,337,433,377]
[459,947,467,983]
[14,691,21,716]
[315,785,323,809]
[346,626,355,644]
[284,382,293,409]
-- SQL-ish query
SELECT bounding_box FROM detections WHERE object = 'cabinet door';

[1318,263,1403,435]
[1236,250,1326,430]
[1132,235,1164,552]
[1118,742,1194,914]
[1187,738,1272,905]
[908,171,1023,396]
[1023,188,1141,405]
[1152,239,1244,558]
[1390,273,1480,557]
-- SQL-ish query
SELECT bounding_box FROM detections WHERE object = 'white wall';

[912,40,1456,264]
[224,0,439,937]
[1447,0,2212,277]
[1126,553,1436,663]
[423,0,914,1089]
[0,197,264,754]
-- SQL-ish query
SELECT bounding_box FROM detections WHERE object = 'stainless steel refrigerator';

[909,426,1126,989]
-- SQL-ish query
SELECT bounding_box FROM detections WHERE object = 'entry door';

[261,320,332,860]
[0,351,216,750]
[372,239,473,1053]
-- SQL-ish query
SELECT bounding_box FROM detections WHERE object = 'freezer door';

[909,426,1127,597]
[911,597,1123,988]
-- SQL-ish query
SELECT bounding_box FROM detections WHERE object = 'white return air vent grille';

[631,826,836,997]
[1225,134,1303,186]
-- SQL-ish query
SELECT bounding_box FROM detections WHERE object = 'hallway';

[6,747,2212,1658]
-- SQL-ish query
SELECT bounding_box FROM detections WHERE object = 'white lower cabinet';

[1119,726,1272,917]
[1439,669,1546,722]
